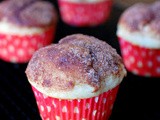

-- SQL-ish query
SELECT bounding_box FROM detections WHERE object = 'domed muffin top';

[0,0,57,27]
[25,34,126,99]
[119,1,160,34]
[117,1,160,49]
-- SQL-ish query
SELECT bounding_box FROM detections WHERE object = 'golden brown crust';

[119,1,160,34]
[26,34,124,94]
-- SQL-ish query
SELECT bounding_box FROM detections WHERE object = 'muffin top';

[25,34,126,99]
[0,0,57,27]
[61,0,105,3]
[119,1,160,33]
[117,1,160,48]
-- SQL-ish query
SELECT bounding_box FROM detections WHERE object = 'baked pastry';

[0,0,57,63]
[117,1,160,77]
[25,34,126,120]
[58,0,112,26]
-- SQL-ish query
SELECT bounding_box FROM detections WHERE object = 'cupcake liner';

[58,0,112,26]
[118,37,160,77]
[32,85,119,120]
[0,27,55,63]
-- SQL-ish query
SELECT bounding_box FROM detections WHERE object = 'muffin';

[0,0,57,63]
[58,0,112,27]
[25,34,126,120]
[117,1,160,77]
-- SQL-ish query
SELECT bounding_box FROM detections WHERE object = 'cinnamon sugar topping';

[26,34,125,94]
[0,0,57,27]
[119,1,160,34]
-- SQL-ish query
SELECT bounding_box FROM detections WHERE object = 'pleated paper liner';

[0,27,55,63]
[118,37,160,77]
[58,0,112,27]
[32,85,119,120]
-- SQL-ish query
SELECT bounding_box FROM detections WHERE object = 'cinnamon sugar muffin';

[117,1,160,77]
[25,34,126,120]
[58,0,112,26]
[0,0,57,63]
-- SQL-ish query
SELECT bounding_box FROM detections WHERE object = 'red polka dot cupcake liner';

[0,27,55,63]
[32,86,119,120]
[58,0,112,27]
[118,37,160,77]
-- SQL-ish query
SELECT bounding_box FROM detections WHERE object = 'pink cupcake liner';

[32,85,119,120]
[58,0,112,26]
[118,37,160,77]
[0,27,55,63]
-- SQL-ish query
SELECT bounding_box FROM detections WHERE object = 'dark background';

[0,0,160,120]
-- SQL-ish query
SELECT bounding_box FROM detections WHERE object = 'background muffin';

[117,1,160,77]
[58,0,112,27]
[25,34,126,120]
[0,0,57,63]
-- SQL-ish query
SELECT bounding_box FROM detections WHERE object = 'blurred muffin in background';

[25,34,126,120]
[58,0,112,27]
[117,1,160,77]
[0,0,58,63]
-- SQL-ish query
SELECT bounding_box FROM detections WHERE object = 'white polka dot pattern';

[137,61,143,68]
[58,0,112,26]
[47,106,51,113]
[157,67,160,73]
[74,107,79,113]
[157,56,160,62]
[31,85,119,120]
[62,106,67,112]
[40,105,44,112]
[82,118,86,120]
[55,116,60,120]
[93,110,97,116]
[103,98,106,104]
[147,61,153,68]
[119,37,160,77]
[85,103,90,109]
[94,97,99,103]
[0,27,55,63]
